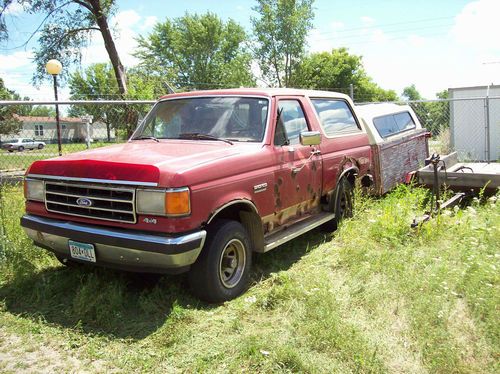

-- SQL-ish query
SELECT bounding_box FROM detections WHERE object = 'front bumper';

[21,214,206,274]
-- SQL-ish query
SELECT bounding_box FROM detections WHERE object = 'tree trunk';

[88,0,127,97]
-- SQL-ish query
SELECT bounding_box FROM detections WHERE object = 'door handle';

[311,149,321,156]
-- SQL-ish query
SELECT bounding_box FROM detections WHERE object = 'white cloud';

[0,50,33,69]
[451,0,500,51]
[407,35,426,47]
[360,16,375,26]
[369,29,388,44]
[79,9,147,68]
[142,16,158,30]
[1,1,24,15]
[330,21,345,30]
[114,10,141,28]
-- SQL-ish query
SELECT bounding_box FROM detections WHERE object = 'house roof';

[15,115,85,124]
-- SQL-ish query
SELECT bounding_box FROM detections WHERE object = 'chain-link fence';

[1,96,498,176]
[0,100,155,173]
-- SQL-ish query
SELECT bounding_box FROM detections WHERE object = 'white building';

[449,85,500,161]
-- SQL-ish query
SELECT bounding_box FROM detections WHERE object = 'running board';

[263,212,335,252]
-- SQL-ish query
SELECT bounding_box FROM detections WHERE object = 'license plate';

[69,240,96,263]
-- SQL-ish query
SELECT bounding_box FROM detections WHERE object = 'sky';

[0,0,499,101]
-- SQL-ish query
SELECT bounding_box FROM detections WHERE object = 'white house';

[12,115,115,143]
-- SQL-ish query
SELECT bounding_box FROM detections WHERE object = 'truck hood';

[27,140,259,186]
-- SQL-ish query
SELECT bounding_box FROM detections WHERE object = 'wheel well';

[344,170,357,186]
[206,202,264,252]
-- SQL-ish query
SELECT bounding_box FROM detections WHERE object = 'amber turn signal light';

[165,189,191,216]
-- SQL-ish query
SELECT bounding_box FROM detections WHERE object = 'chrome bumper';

[21,214,206,273]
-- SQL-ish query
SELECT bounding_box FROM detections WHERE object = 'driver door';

[271,98,322,228]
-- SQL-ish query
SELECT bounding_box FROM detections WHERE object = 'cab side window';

[311,99,360,136]
[274,100,308,146]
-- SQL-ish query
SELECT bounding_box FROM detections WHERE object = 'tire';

[18,146,24,152]
[188,220,252,303]
[8,150,13,153]
[323,177,354,231]
[38,144,44,149]
[334,177,354,224]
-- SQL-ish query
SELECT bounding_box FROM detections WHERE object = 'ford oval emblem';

[76,197,93,207]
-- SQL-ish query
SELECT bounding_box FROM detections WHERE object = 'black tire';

[8,150,13,153]
[323,177,354,231]
[188,220,252,303]
[38,144,44,149]
[18,146,24,152]
[335,177,354,223]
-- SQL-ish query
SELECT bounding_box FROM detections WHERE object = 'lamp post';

[45,59,63,156]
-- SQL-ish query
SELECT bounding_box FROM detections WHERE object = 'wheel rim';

[218,238,246,289]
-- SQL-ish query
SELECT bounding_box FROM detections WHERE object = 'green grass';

[0,184,498,373]
[0,141,120,171]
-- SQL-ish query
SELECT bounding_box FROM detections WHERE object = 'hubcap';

[218,238,246,289]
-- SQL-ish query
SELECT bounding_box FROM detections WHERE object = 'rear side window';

[311,99,360,136]
[373,111,416,138]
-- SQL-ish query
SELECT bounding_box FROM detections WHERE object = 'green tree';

[251,0,314,87]
[0,77,22,140]
[291,48,397,101]
[68,63,162,139]
[402,84,423,101]
[426,89,450,135]
[136,12,255,90]
[0,0,127,95]
[28,106,56,117]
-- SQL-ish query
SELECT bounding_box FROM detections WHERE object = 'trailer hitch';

[411,154,471,228]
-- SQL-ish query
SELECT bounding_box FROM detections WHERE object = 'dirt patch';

[447,298,494,370]
[0,330,111,373]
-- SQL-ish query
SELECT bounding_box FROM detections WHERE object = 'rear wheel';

[335,178,354,223]
[188,220,252,303]
[18,146,24,152]
[323,177,354,231]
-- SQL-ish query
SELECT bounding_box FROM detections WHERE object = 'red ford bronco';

[21,89,428,302]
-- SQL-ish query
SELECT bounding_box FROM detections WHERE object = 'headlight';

[24,178,45,202]
[136,187,190,217]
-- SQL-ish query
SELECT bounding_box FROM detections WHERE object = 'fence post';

[349,84,354,101]
[0,179,5,257]
[484,92,491,162]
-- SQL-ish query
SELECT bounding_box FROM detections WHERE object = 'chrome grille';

[45,182,136,223]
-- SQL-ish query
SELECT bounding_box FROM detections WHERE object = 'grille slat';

[45,182,136,223]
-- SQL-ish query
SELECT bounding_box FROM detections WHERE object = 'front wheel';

[38,144,44,149]
[188,220,252,303]
[18,146,24,152]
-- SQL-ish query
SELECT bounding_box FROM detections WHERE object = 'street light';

[46,59,63,156]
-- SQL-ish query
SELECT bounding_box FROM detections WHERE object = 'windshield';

[133,97,269,143]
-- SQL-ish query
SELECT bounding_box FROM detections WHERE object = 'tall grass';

[0,183,498,373]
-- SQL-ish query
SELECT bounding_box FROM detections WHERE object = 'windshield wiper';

[132,136,160,142]
[179,133,233,145]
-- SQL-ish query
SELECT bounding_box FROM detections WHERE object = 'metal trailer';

[411,152,499,227]
[417,152,500,193]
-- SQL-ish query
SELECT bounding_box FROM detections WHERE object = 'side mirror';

[300,131,321,146]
